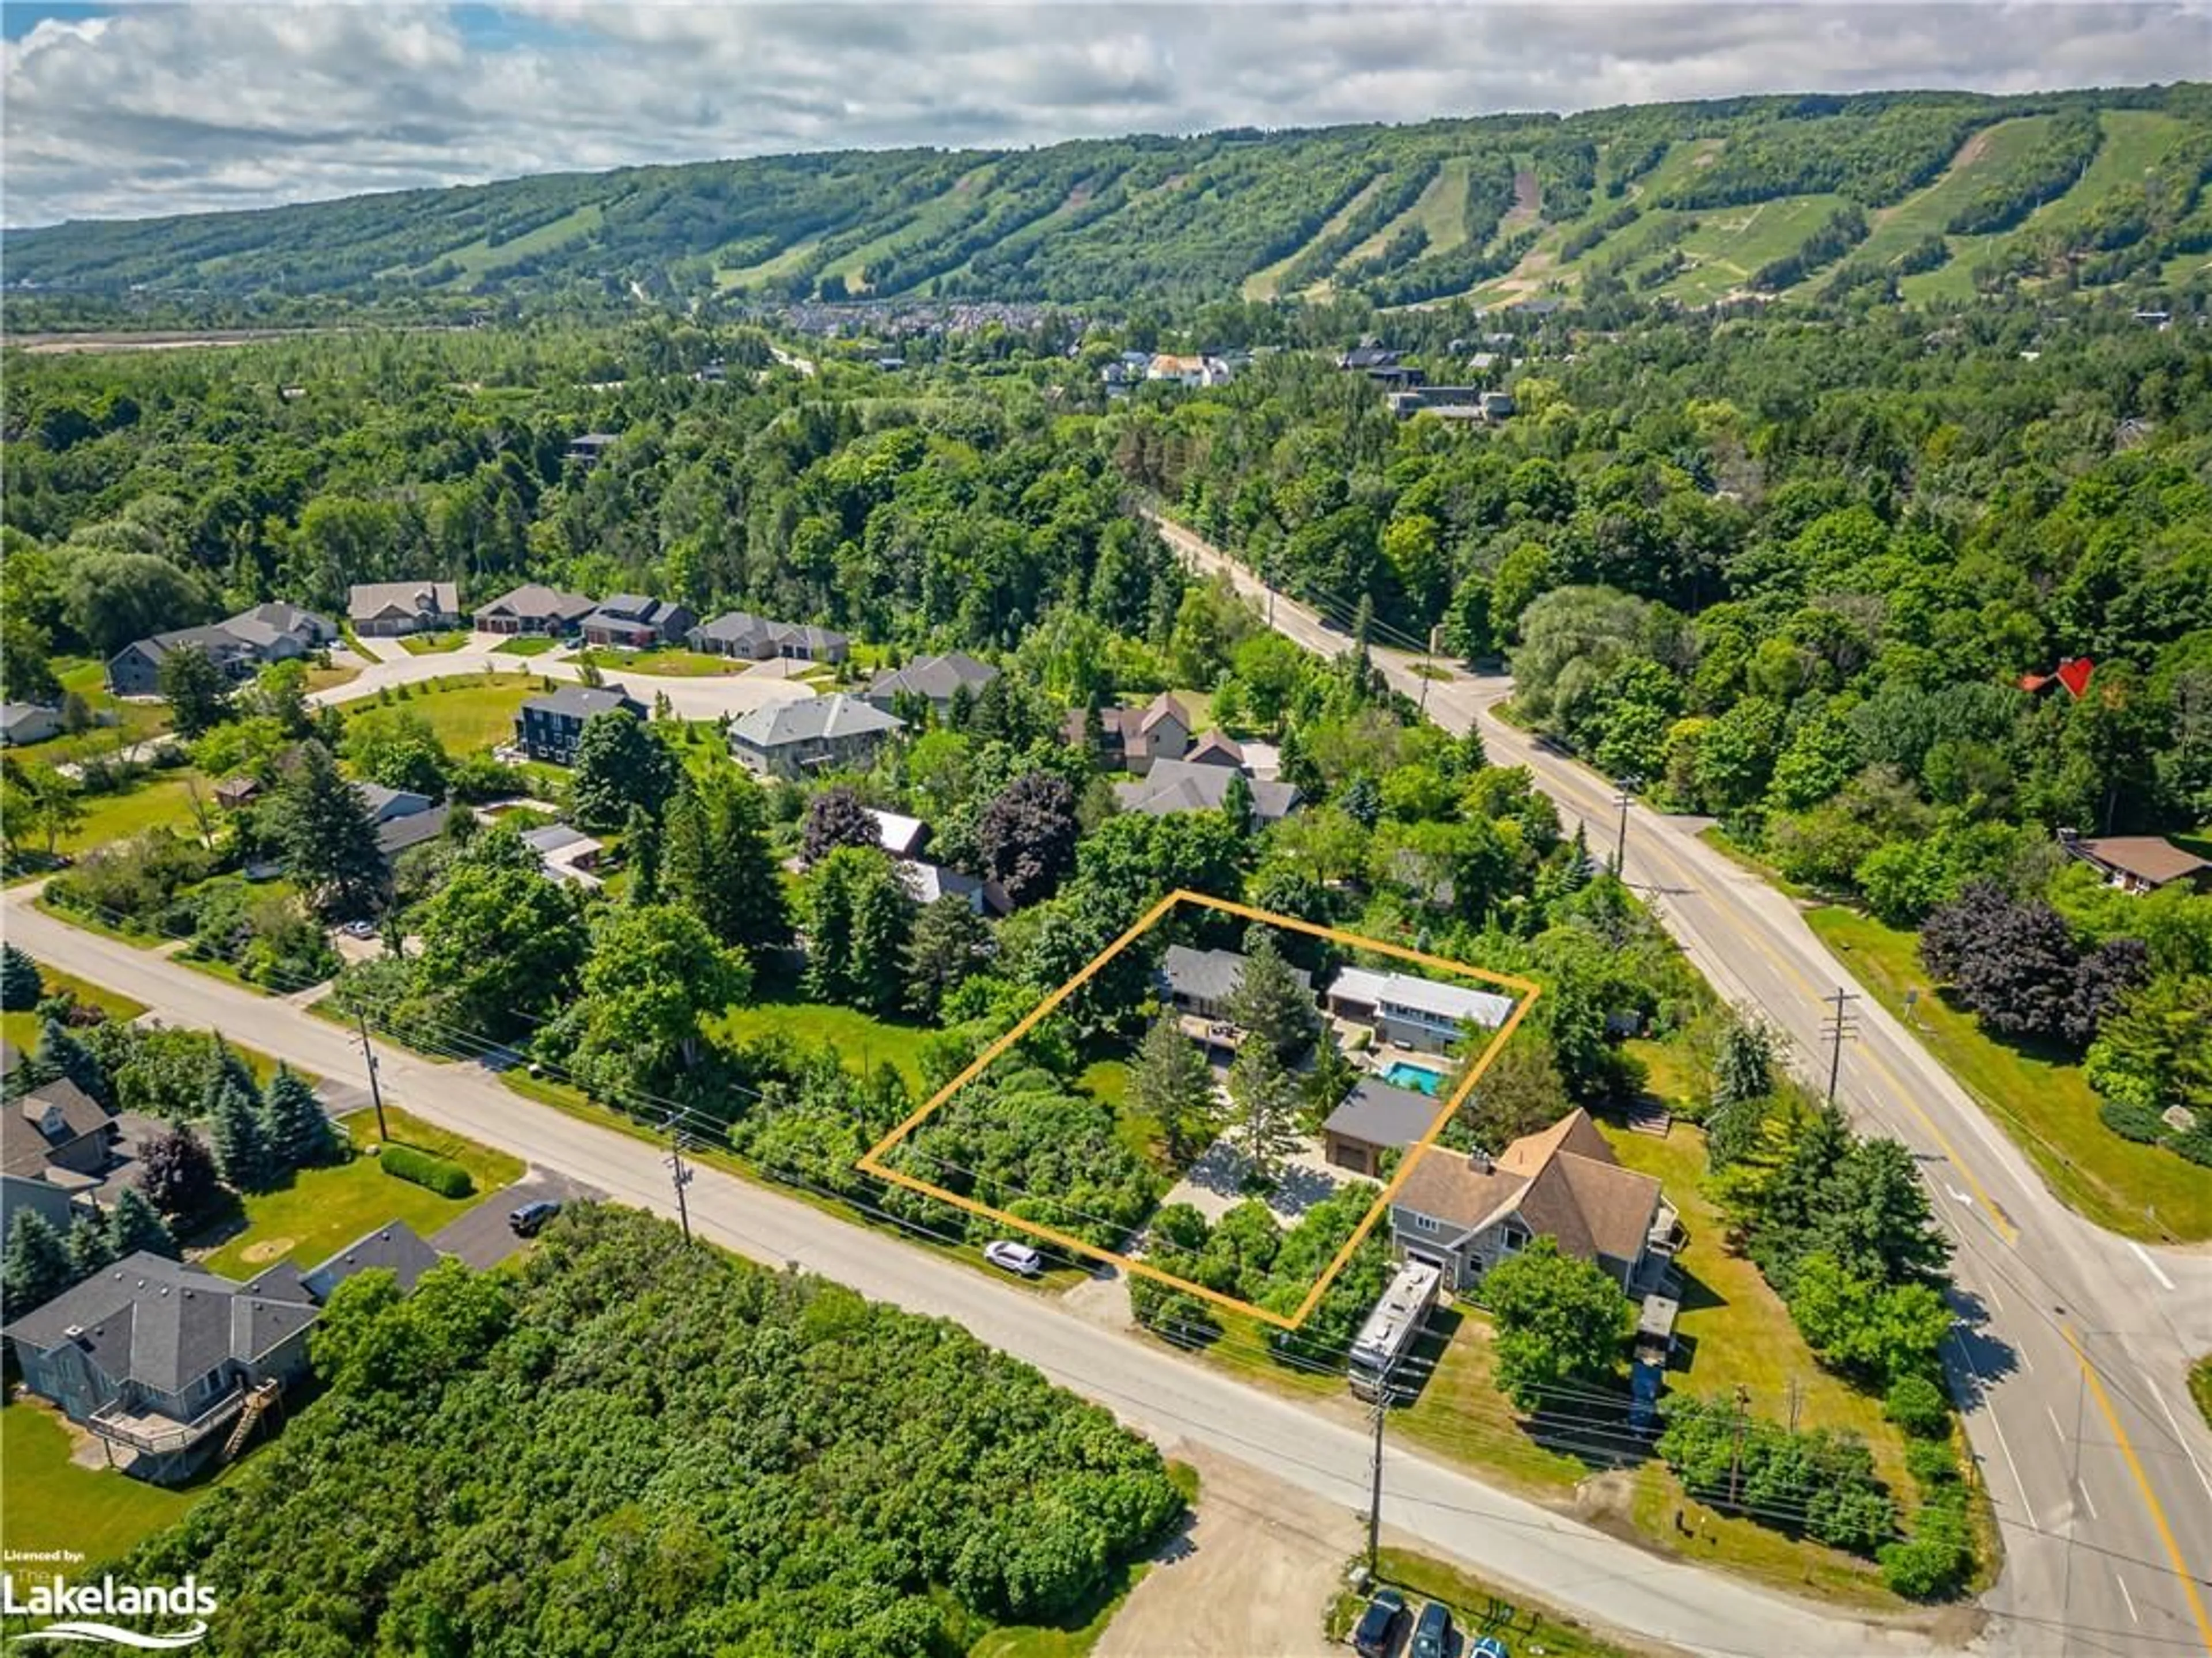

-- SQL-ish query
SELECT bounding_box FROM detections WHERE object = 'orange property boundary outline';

[858,889,1541,1329]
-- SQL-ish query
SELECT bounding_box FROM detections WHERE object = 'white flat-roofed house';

[1325,966,1513,1054]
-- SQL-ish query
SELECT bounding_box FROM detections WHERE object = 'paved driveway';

[433,1169,603,1269]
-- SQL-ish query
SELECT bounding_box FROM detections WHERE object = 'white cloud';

[2,2,2204,226]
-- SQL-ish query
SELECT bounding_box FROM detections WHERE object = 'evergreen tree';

[1227,931,1320,1064]
[664,773,791,950]
[3,1211,74,1312]
[106,1186,179,1259]
[260,1065,337,1169]
[0,943,43,1011]
[1227,1039,1301,1183]
[1713,1015,1778,1109]
[1339,774,1382,828]
[34,1016,111,1107]
[66,1213,115,1279]
[267,739,389,919]
[1220,769,1255,838]
[903,895,989,1018]
[209,1037,263,1113]
[624,803,664,906]
[209,1079,277,1192]
[1131,1015,1217,1166]
[847,855,918,1015]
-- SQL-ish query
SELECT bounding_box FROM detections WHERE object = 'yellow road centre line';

[2062,1324,2212,1657]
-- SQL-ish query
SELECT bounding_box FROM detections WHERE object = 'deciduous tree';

[1483,1236,1632,1414]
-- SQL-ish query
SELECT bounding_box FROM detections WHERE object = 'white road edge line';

[2126,1240,2177,1291]
[2146,1375,2212,1507]
[2115,1570,2138,1624]
[1952,1337,2033,1516]
[2076,1478,2099,1522]
[2049,1405,2069,1446]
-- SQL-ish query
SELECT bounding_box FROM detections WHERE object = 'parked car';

[1350,1587,1406,1656]
[1468,1636,1510,1658]
[1409,1599,1454,1658]
[983,1239,1044,1278]
[342,919,377,939]
[508,1200,562,1237]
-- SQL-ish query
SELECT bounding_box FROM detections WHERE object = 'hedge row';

[380,1143,474,1198]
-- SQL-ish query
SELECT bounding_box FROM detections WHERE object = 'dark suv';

[1408,1599,1454,1658]
[1351,1587,1405,1656]
[508,1200,562,1237]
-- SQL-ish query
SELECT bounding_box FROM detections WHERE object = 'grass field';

[1658,192,1851,303]
[397,630,471,655]
[1241,173,1388,299]
[0,1400,204,1565]
[198,1106,522,1278]
[492,634,560,658]
[346,673,539,753]
[1,962,150,1054]
[50,771,209,855]
[819,161,999,293]
[1850,116,2056,274]
[708,998,933,1091]
[15,657,177,767]
[429,202,604,284]
[572,645,745,677]
[1806,904,2211,1241]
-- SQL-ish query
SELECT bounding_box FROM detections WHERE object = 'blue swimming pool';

[1380,1061,1445,1095]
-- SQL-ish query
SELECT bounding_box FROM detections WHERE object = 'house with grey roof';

[376,803,454,862]
[2,1079,115,1188]
[105,602,337,697]
[863,651,999,717]
[1,703,62,746]
[472,583,596,637]
[347,581,461,636]
[897,859,1010,918]
[1158,945,1311,1024]
[1114,759,1301,825]
[728,693,904,780]
[518,822,605,886]
[578,594,696,650]
[1323,1079,1445,1178]
[354,783,435,825]
[688,611,851,664]
[3,1221,439,1483]
[1325,966,1513,1054]
[513,685,646,764]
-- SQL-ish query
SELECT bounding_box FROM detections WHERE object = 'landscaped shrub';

[2098,1098,2168,1144]
[379,1143,473,1198]
[1883,1375,1952,1438]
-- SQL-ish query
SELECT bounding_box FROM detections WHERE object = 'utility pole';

[1611,780,1637,874]
[663,1114,694,1243]
[1820,987,1861,1105]
[1365,1364,1390,1574]
[355,1011,388,1142]
[1727,1383,1751,1509]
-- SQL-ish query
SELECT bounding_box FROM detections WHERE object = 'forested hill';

[9,84,2210,313]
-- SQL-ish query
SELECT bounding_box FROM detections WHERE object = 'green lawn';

[2191,1356,2212,1430]
[2,962,149,1054]
[1806,904,2212,1242]
[0,1401,202,1565]
[198,1106,522,1278]
[1658,193,1853,303]
[347,673,539,753]
[709,999,932,1091]
[572,646,745,677]
[396,630,471,656]
[492,635,560,658]
[56,772,210,855]
[1328,1547,1646,1658]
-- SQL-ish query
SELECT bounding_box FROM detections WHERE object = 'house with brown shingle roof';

[1064,692,1193,776]
[1388,1109,1679,1296]
[2058,830,2210,894]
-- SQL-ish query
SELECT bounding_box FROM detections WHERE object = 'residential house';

[1325,965,1513,1054]
[1388,1109,1679,1296]
[3,1223,438,1484]
[471,583,596,638]
[1,703,62,746]
[213,777,262,811]
[1337,346,1402,372]
[1322,1079,1445,1178]
[687,611,851,664]
[107,603,337,697]
[0,1171,75,1244]
[1066,692,1192,775]
[513,686,646,764]
[863,651,999,717]
[354,783,435,825]
[1185,731,1244,767]
[2057,830,2210,894]
[897,860,1010,917]
[565,432,620,468]
[1158,944,1311,1024]
[1147,353,1233,388]
[3,1079,116,1187]
[520,824,605,887]
[376,803,454,862]
[865,807,931,860]
[727,693,904,780]
[347,581,461,637]
[1113,759,1301,824]
[578,594,697,651]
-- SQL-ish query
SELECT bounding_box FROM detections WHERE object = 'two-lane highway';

[1157,512,2212,1658]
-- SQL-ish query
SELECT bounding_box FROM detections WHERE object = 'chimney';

[1466,1148,1491,1175]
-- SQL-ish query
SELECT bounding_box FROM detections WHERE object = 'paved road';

[1156,513,2212,1658]
[306,631,815,724]
[2,894,1937,1658]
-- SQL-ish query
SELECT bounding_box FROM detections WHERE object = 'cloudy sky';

[2,2,2205,227]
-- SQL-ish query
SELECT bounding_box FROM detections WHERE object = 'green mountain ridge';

[8,84,2210,310]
